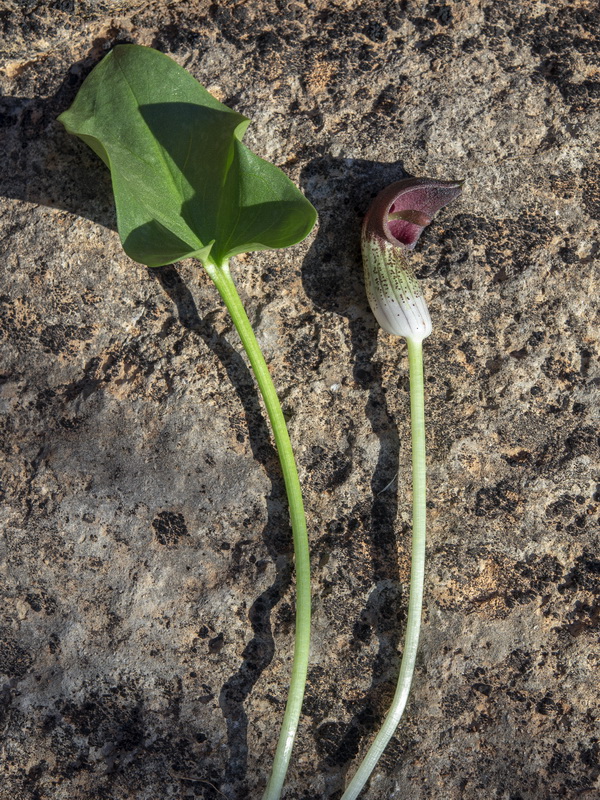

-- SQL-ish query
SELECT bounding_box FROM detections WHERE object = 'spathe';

[361,177,463,340]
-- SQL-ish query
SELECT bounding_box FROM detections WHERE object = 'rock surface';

[1,1,599,798]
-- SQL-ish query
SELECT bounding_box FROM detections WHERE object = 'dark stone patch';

[559,245,579,264]
[540,354,579,386]
[208,632,224,654]
[305,447,353,493]
[151,511,189,547]
[582,163,600,220]
[561,600,600,637]
[150,23,210,53]
[48,683,220,792]
[559,553,600,596]
[475,480,519,518]
[60,692,143,749]
[302,667,330,720]
[435,211,554,283]
[372,84,399,115]
[384,1,406,31]
[409,14,436,34]
[0,294,39,347]
[363,20,388,42]
[514,554,563,596]
[546,494,575,519]
[435,550,565,617]
[35,387,56,412]
[503,449,532,467]
[579,741,600,775]
[441,692,469,718]
[0,630,32,678]
[25,591,56,614]
[461,36,483,53]
[562,426,599,463]
[288,329,323,371]
[316,720,347,762]
[417,33,454,57]
[427,3,453,26]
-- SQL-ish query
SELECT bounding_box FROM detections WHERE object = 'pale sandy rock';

[1,2,598,799]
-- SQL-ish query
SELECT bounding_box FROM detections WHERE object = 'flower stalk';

[342,178,462,799]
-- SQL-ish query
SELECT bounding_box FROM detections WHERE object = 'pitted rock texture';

[1,1,599,799]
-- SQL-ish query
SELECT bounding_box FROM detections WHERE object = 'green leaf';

[58,45,317,268]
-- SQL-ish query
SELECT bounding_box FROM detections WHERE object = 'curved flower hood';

[362,177,462,340]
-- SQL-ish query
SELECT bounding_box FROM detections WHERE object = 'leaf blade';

[59,44,316,268]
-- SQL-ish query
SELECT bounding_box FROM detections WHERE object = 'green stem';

[341,336,427,800]
[206,260,311,800]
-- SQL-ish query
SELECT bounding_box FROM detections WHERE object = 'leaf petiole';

[206,260,311,800]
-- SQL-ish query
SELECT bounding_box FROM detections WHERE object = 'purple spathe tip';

[364,177,463,250]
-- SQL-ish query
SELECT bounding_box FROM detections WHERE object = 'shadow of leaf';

[0,58,117,229]
[147,266,293,798]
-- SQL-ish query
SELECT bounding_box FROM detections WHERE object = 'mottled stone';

[0,1,598,799]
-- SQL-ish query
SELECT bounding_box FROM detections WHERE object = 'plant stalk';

[206,260,311,800]
[341,336,427,800]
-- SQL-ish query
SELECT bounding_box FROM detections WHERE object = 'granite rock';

[1,1,599,799]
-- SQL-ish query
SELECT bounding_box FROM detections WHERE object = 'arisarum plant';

[342,178,462,800]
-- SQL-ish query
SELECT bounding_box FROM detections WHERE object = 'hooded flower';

[362,177,462,340]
